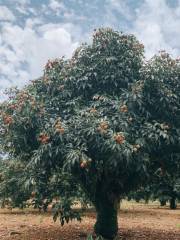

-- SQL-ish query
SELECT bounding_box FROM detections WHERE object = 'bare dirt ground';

[0,201,179,240]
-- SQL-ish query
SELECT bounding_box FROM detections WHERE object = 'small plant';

[87,235,104,240]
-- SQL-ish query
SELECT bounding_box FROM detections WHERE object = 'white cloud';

[133,0,180,58]
[49,0,65,15]
[1,0,180,102]
[0,22,78,101]
[14,0,30,4]
[14,0,34,16]
[0,5,15,21]
[108,0,133,21]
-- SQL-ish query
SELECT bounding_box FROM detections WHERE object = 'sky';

[0,0,180,101]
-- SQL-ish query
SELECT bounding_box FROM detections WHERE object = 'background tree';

[138,53,180,210]
[127,186,152,204]
[0,28,180,239]
[147,153,180,209]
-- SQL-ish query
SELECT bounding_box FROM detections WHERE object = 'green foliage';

[0,28,180,239]
[87,235,103,240]
[0,158,30,208]
[52,198,81,226]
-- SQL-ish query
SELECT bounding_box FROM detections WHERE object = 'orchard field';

[1,29,180,240]
[0,201,180,240]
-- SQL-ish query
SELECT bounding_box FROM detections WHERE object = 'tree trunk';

[94,191,119,240]
[170,197,176,209]
[160,199,166,206]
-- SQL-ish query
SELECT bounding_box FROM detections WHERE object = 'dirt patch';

[0,202,179,240]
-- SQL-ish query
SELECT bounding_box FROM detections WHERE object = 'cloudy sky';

[0,0,180,100]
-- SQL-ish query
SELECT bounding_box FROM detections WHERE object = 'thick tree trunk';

[94,191,119,240]
[170,197,176,209]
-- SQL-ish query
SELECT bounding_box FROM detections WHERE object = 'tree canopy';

[0,28,180,240]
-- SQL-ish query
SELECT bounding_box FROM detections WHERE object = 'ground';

[0,201,179,240]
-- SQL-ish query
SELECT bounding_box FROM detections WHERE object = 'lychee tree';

[137,53,180,210]
[127,52,180,210]
[0,29,180,239]
[151,169,180,209]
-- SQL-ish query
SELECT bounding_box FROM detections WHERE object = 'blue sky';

[0,0,180,100]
